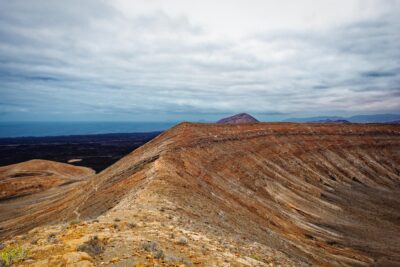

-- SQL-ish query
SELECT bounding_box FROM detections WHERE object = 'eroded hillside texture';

[1,123,399,266]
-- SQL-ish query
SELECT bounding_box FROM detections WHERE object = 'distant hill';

[310,119,350,124]
[217,113,259,124]
[285,113,400,123]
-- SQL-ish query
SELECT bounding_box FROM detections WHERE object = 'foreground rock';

[1,123,400,266]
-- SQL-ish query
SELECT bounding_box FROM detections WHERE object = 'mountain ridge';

[1,122,400,266]
[285,113,400,123]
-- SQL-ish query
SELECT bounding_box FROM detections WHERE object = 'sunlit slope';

[77,122,400,266]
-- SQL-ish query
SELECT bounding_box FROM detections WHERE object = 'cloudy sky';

[0,0,399,122]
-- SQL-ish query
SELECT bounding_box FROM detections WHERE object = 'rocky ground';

[3,207,299,267]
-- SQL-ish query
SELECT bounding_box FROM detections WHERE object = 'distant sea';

[0,122,178,138]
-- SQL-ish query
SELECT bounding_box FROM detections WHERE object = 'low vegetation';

[69,219,80,225]
[142,241,165,259]
[0,245,28,266]
[77,236,105,256]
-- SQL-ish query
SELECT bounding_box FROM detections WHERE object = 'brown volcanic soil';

[0,160,95,241]
[1,123,400,266]
[0,159,94,200]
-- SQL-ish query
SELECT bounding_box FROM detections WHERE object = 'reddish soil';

[1,123,399,266]
[0,160,94,200]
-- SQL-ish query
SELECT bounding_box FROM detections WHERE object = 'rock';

[177,237,189,246]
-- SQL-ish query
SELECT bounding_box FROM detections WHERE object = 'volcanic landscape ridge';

[0,122,400,266]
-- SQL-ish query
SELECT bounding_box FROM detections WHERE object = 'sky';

[0,0,399,122]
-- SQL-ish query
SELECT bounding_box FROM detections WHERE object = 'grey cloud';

[361,71,397,78]
[0,1,399,121]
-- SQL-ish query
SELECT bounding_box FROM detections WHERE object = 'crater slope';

[1,123,400,266]
[0,160,94,200]
[77,122,400,266]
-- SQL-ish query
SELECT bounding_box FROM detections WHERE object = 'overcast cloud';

[0,0,399,121]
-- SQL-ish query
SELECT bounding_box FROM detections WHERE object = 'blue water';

[0,122,178,138]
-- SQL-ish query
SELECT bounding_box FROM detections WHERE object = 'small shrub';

[142,241,164,259]
[128,223,136,229]
[77,236,105,256]
[142,241,158,252]
[153,249,164,259]
[69,219,80,225]
[165,255,192,266]
[181,258,193,267]
[0,245,28,266]
[250,254,260,261]
[47,233,58,244]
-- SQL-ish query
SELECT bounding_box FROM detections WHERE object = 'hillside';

[1,123,400,266]
[0,159,94,200]
[310,119,350,124]
[285,113,400,123]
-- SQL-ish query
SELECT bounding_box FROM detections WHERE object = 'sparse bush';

[69,219,80,225]
[181,258,193,267]
[142,241,164,259]
[250,254,260,261]
[128,222,136,229]
[77,236,105,256]
[47,233,58,244]
[142,241,158,252]
[113,218,121,222]
[153,249,164,259]
[165,255,192,266]
[0,245,28,266]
